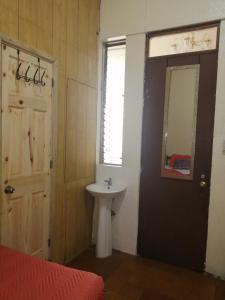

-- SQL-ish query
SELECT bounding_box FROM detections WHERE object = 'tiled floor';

[70,248,225,300]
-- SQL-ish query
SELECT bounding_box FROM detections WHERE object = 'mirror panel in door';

[161,65,200,180]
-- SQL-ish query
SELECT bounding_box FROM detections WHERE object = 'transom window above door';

[149,25,218,58]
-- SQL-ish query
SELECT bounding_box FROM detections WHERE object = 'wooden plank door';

[138,50,218,271]
[0,44,53,259]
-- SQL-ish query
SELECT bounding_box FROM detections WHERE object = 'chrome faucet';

[104,177,112,188]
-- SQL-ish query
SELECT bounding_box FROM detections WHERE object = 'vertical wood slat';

[64,0,99,262]
[0,0,19,39]
[64,79,97,262]
[66,0,79,80]
[37,0,53,54]
[0,0,100,263]
[88,0,100,88]
[78,0,89,84]
[51,0,68,263]
[65,80,97,182]
[19,0,53,53]
[65,178,94,262]
[18,0,38,48]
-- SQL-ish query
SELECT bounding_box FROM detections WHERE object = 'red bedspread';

[0,246,104,300]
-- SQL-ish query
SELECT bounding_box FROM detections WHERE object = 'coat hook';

[41,70,46,86]
[38,57,41,84]
[15,51,47,87]
[16,62,22,80]
[33,68,39,85]
[25,65,31,82]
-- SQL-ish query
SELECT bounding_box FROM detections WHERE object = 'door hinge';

[51,78,54,87]
[48,238,51,248]
[50,159,53,169]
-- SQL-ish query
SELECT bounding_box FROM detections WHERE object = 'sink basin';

[86,183,126,199]
[86,182,126,258]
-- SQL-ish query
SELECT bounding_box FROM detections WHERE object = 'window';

[100,40,126,165]
[149,26,218,58]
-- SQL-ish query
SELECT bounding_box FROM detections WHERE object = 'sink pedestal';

[86,183,126,258]
[95,197,112,258]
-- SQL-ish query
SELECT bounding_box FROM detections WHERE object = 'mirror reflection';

[161,65,200,179]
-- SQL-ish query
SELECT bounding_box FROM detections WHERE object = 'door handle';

[200,174,207,189]
[200,180,207,188]
[4,185,15,194]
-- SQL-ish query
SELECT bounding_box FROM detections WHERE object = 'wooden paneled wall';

[0,0,100,263]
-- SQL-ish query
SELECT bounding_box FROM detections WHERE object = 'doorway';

[0,40,55,259]
[138,24,219,271]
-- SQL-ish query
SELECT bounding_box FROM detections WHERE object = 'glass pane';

[102,43,126,165]
[149,26,217,57]
[161,65,200,180]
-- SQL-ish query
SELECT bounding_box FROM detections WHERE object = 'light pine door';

[0,44,53,259]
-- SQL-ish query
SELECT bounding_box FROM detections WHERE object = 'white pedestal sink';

[86,183,126,258]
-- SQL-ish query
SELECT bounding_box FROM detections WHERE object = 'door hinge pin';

[50,159,53,169]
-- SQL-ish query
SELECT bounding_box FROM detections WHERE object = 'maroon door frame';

[138,24,219,272]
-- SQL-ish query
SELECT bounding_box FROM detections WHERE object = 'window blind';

[100,41,126,165]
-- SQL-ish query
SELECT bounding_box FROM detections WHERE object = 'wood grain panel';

[65,80,87,182]
[66,0,79,80]
[7,107,29,178]
[19,0,53,53]
[0,0,99,263]
[18,0,38,48]
[0,0,19,38]
[51,0,68,263]
[27,191,44,256]
[65,177,94,262]
[36,0,53,54]
[64,78,97,262]
[1,46,53,260]
[86,86,97,177]
[78,0,89,84]
[65,80,97,183]
[88,0,99,87]
[3,195,28,252]
[32,110,47,173]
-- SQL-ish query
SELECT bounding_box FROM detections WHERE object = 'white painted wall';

[101,0,225,38]
[96,34,145,255]
[98,0,225,278]
[205,21,225,278]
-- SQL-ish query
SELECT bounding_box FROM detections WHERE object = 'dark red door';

[138,44,218,271]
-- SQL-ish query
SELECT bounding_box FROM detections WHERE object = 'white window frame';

[99,39,126,166]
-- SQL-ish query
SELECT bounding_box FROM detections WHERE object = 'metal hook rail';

[15,50,46,86]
